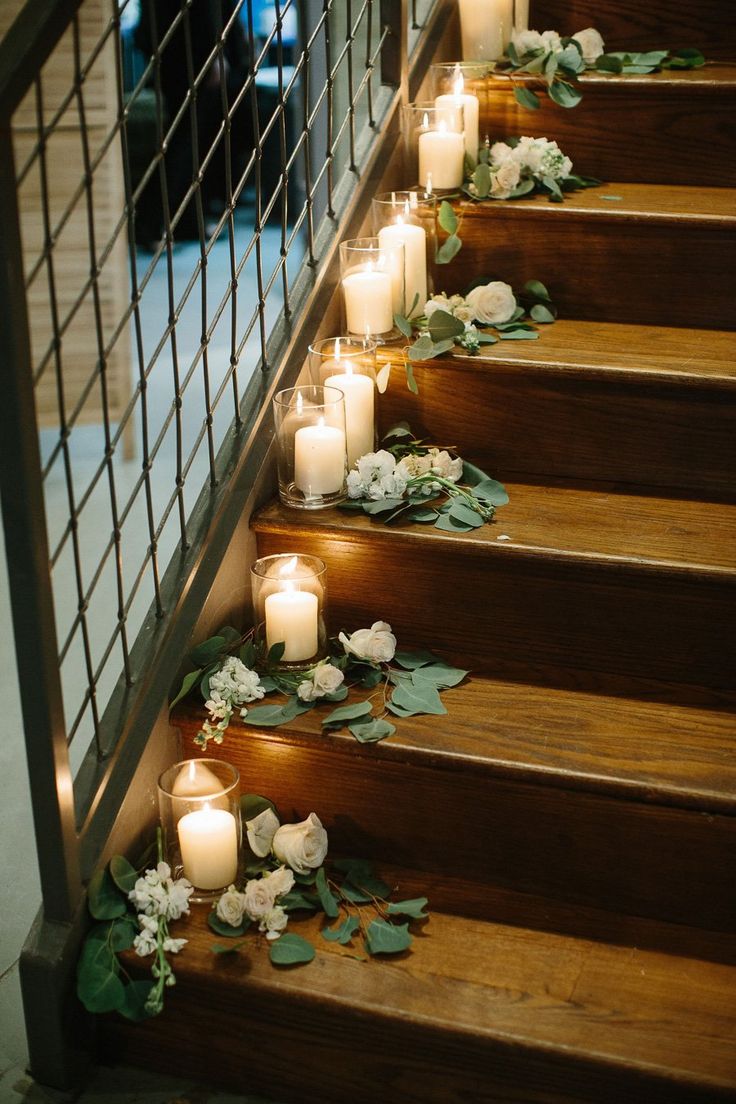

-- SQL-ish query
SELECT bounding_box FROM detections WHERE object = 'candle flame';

[395,214,405,227]
[279,555,299,577]
[425,172,433,195]
[452,64,464,96]
[333,338,341,362]
[296,391,303,416]
[422,111,429,129]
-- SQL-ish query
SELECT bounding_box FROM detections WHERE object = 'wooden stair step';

[473,63,736,187]
[441,183,736,329]
[530,0,735,61]
[105,866,736,1102]
[174,664,736,931]
[377,321,736,497]
[253,486,736,688]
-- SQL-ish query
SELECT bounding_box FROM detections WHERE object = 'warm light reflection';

[422,111,430,129]
[296,391,303,416]
[452,64,464,96]
[279,555,299,577]
[333,338,341,361]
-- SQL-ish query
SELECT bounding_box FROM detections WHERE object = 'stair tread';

[378,320,736,385]
[254,483,736,578]
[457,180,736,223]
[130,868,736,1091]
[489,59,736,90]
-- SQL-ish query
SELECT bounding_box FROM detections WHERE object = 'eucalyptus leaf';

[365,919,412,955]
[337,883,373,904]
[473,478,510,506]
[472,162,491,198]
[523,279,551,301]
[322,700,373,727]
[281,890,320,912]
[411,663,468,689]
[322,916,360,944]
[548,79,582,108]
[386,897,429,919]
[448,501,485,528]
[240,698,311,727]
[530,303,556,323]
[190,635,227,667]
[333,857,374,878]
[394,312,413,339]
[382,422,413,442]
[208,910,251,937]
[542,175,563,200]
[513,85,540,110]
[211,941,246,955]
[498,329,540,340]
[360,666,384,689]
[316,868,340,918]
[391,680,447,716]
[405,359,419,394]
[267,641,286,665]
[239,641,257,667]
[509,177,536,198]
[437,199,458,235]
[376,361,392,394]
[109,855,138,894]
[595,53,623,73]
[434,513,474,533]
[431,338,458,357]
[362,497,406,515]
[348,717,397,743]
[436,233,462,264]
[258,674,278,692]
[88,868,126,921]
[406,505,439,523]
[557,44,585,72]
[269,933,316,966]
[119,979,155,1021]
[241,793,279,822]
[108,917,138,952]
[169,667,204,711]
[393,648,438,669]
[77,964,126,1014]
[428,310,465,341]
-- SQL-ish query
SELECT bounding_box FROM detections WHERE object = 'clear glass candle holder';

[430,63,491,164]
[158,758,241,904]
[250,553,328,669]
[458,0,513,61]
[401,103,466,192]
[371,191,437,318]
[273,384,348,509]
[339,237,404,342]
[308,338,377,468]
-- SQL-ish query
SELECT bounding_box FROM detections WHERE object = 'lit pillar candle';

[514,0,529,33]
[172,759,224,797]
[294,419,346,496]
[178,805,238,890]
[324,362,375,467]
[265,585,319,661]
[418,121,465,190]
[378,216,427,319]
[436,69,480,164]
[342,265,394,336]
[459,0,513,60]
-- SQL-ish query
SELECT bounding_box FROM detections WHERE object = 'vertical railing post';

[380,0,409,102]
[0,126,81,923]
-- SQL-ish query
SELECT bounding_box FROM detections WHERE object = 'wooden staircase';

[106,2,736,1099]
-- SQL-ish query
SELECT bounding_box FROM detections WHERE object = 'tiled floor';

[0,222,290,1096]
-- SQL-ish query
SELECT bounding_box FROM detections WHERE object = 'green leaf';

[77,939,125,1014]
[239,640,257,667]
[436,233,462,264]
[240,698,311,727]
[448,501,485,528]
[530,303,556,323]
[360,666,384,689]
[473,478,510,506]
[428,309,465,342]
[241,793,279,822]
[119,980,155,1021]
[406,505,439,523]
[431,338,457,357]
[476,332,499,344]
[348,717,397,743]
[394,312,413,339]
[345,869,391,898]
[362,497,406,515]
[410,663,468,689]
[211,941,246,955]
[108,855,138,895]
[405,359,419,394]
[548,79,582,108]
[365,919,413,955]
[509,177,536,199]
[267,641,286,664]
[190,635,227,667]
[269,933,316,966]
[322,916,361,944]
[407,335,436,362]
[542,175,563,201]
[382,422,414,443]
[281,890,320,912]
[316,868,340,918]
[498,328,540,340]
[169,667,204,711]
[513,85,540,110]
[472,162,491,199]
[523,279,551,301]
[438,199,458,235]
[557,44,585,72]
[108,917,138,952]
[434,513,474,533]
[387,897,429,919]
[393,648,438,669]
[595,53,623,73]
[322,700,373,728]
[87,868,126,921]
[208,910,251,937]
[391,679,447,717]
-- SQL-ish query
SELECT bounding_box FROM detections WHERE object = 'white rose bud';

[572,27,605,64]
[465,281,517,325]
[297,663,345,702]
[246,806,280,858]
[216,886,246,928]
[338,621,397,664]
[272,813,328,875]
[263,865,295,898]
[490,160,521,200]
[263,905,289,940]
[243,877,277,921]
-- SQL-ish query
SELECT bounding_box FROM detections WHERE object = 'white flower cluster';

[297,661,345,702]
[346,448,463,503]
[512,26,605,66]
[200,655,265,746]
[424,280,517,330]
[128,862,193,958]
[217,810,329,941]
[477,137,573,200]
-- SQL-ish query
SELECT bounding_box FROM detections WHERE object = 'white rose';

[356,450,395,482]
[272,813,328,875]
[243,877,277,920]
[262,865,295,898]
[427,449,463,483]
[338,621,397,663]
[423,296,451,319]
[246,806,280,857]
[346,470,366,498]
[395,453,432,480]
[490,160,521,200]
[512,29,545,54]
[572,27,605,64]
[297,663,345,702]
[465,281,517,325]
[216,886,246,927]
[489,141,514,167]
[263,906,289,940]
[540,29,563,52]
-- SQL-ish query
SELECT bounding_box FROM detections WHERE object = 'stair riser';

[176,726,736,933]
[531,0,734,60]
[104,985,730,1103]
[255,527,735,690]
[441,207,736,329]
[379,364,736,498]
[476,81,735,188]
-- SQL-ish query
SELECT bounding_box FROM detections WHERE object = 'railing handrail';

[0,0,85,122]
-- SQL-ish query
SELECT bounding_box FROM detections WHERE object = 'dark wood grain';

[253,489,736,689]
[470,66,736,187]
[105,866,736,1102]
[375,325,736,497]
[436,185,736,330]
[532,0,735,60]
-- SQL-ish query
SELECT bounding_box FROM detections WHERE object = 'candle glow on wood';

[265,558,320,661]
[418,118,465,191]
[458,0,513,60]
[177,803,238,890]
[325,348,375,467]
[435,67,480,165]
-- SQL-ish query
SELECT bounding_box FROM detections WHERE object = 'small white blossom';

[262,905,289,939]
[163,937,187,954]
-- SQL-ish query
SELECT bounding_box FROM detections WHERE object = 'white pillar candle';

[294,421,346,497]
[459,0,513,60]
[342,266,394,336]
[265,587,319,661]
[436,74,480,164]
[172,760,224,797]
[324,367,375,467]
[178,806,238,890]
[418,124,465,190]
[514,0,529,33]
[378,219,428,319]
